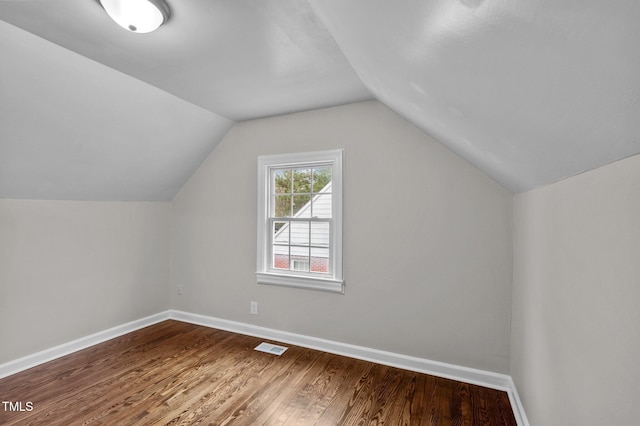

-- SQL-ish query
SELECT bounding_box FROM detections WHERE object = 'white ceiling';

[1,0,639,200]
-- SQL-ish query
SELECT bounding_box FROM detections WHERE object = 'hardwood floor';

[0,320,516,425]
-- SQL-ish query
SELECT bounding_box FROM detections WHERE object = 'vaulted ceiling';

[1,0,639,200]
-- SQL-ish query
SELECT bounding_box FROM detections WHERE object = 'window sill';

[256,272,344,294]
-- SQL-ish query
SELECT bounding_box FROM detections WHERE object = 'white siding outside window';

[256,149,344,293]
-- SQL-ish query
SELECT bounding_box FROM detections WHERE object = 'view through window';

[271,166,332,274]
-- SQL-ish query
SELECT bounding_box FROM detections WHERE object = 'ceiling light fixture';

[98,0,171,34]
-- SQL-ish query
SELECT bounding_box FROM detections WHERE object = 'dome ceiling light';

[98,0,171,33]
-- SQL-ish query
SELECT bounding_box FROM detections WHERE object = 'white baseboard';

[506,376,531,426]
[0,309,528,425]
[0,311,170,379]
[168,310,529,425]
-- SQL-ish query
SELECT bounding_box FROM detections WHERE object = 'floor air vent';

[254,342,288,356]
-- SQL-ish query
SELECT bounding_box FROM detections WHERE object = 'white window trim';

[256,149,344,294]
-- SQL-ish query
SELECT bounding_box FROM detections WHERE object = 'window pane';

[293,195,311,217]
[273,195,291,217]
[293,169,311,194]
[273,250,289,270]
[312,167,332,193]
[310,222,330,246]
[273,221,289,244]
[312,194,332,218]
[272,169,292,194]
[310,247,329,273]
[290,221,310,246]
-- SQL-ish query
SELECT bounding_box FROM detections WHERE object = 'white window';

[257,149,344,293]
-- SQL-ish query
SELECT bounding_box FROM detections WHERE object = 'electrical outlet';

[177,285,183,295]
[250,301,258,315]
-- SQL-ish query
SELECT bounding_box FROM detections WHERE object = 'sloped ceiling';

[1,0,639,200]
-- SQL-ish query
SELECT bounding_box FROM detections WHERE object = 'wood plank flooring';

[0,320,516,425]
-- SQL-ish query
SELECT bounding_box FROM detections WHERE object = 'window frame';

[256,149,344,294]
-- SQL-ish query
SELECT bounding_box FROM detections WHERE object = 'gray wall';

[512,154,640,425]
[171,101,513,373]
[0,200,171,363]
